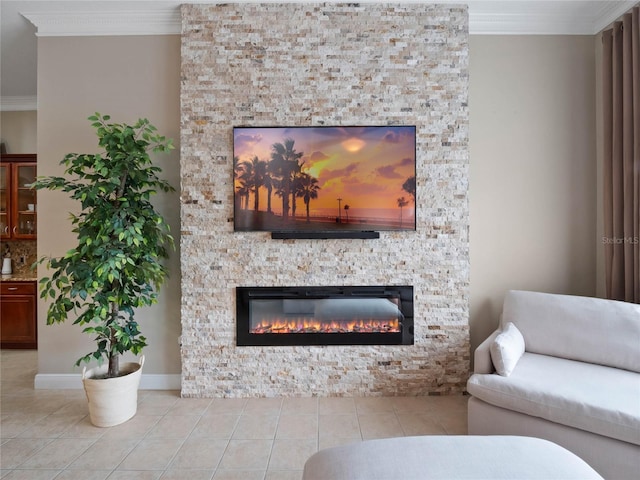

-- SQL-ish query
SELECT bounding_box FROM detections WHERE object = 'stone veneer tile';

[180,3,469,397]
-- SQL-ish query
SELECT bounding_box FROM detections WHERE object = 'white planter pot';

[82,356,144,427]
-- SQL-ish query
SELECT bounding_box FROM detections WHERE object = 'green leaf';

[33,113,174,374]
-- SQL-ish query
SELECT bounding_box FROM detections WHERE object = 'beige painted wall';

[33,33,599,379]
[469,35,597,353]
[37,36,181,375]
[1,110,37,153]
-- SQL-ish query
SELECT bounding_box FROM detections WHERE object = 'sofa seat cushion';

[467,353,640,446]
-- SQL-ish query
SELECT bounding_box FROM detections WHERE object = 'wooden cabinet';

[1,154,37,240]
[0,281,37,348]
[0,162,9,238]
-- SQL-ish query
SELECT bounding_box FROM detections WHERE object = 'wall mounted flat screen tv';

[233,126,416,234]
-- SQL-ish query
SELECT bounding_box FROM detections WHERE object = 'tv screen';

[233,126,416,233]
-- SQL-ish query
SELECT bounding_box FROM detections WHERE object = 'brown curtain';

[602,6,640,304]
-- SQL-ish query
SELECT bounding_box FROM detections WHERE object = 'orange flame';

[250,317,400,334]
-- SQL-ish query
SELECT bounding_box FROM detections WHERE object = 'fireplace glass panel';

[250,298,403,334]
[237,286,413,346]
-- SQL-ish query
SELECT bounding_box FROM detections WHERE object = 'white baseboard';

[34,373,181,390]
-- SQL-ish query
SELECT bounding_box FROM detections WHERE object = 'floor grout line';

[2,350,468,480]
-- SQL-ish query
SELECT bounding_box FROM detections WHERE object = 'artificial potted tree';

[34,113,174,427]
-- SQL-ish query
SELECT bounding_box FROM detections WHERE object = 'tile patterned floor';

[0,350,468,479]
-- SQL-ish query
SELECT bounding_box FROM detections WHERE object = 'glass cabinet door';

[12,163,37,238]
[0,165,9,238]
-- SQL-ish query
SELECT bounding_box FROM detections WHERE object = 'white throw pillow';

[490,322,525,376]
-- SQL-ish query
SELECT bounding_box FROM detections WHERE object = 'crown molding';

[21,8,181,37]
[469,1,638,35]
[1,96,37,112]
[471,12,595,35]
[591,1,639,32]
[18,2,640,37]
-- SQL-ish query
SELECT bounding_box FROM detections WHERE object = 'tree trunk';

[291,193,297,219]
[282,186,289,219]
[108,302,120,378]
[108,351,119,378]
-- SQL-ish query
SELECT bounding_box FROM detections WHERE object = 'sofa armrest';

[474,329,500,374]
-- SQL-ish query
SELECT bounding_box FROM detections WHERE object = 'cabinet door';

[0,283,37,349]
[12,163,37,239]
[0,164,10,239]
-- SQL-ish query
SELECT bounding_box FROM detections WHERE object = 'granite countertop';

[0,271,37,282]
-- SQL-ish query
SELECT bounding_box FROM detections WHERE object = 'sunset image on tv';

[233,126,416,232]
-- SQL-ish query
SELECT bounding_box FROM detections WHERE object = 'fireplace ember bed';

[236,286,413,346]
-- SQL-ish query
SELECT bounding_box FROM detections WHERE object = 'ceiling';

[1,0,637,110]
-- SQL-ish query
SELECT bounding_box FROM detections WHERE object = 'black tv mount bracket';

[271,231,380,240]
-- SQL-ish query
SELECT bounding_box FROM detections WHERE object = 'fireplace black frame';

[236,286,414,346]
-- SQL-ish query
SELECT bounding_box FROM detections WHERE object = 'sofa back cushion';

[501,290,640,373]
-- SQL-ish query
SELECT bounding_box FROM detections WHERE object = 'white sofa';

[467,290,640,480]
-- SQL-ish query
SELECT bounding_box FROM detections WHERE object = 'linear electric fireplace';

[236,286,413,346]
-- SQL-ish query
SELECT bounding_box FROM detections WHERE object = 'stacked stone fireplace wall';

[180,3,470,397]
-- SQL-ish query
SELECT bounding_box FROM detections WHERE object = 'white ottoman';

[302,436,603,479]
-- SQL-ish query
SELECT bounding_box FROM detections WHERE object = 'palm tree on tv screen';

[291,172,302,220]
[402,175,416,203]
[264,162,274,214]
[271,138,303,220]
[234,156,252,210]
[298,173,321,223]
[397,196,409,228]
[344,204,350,223]
[243,156,267,212]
